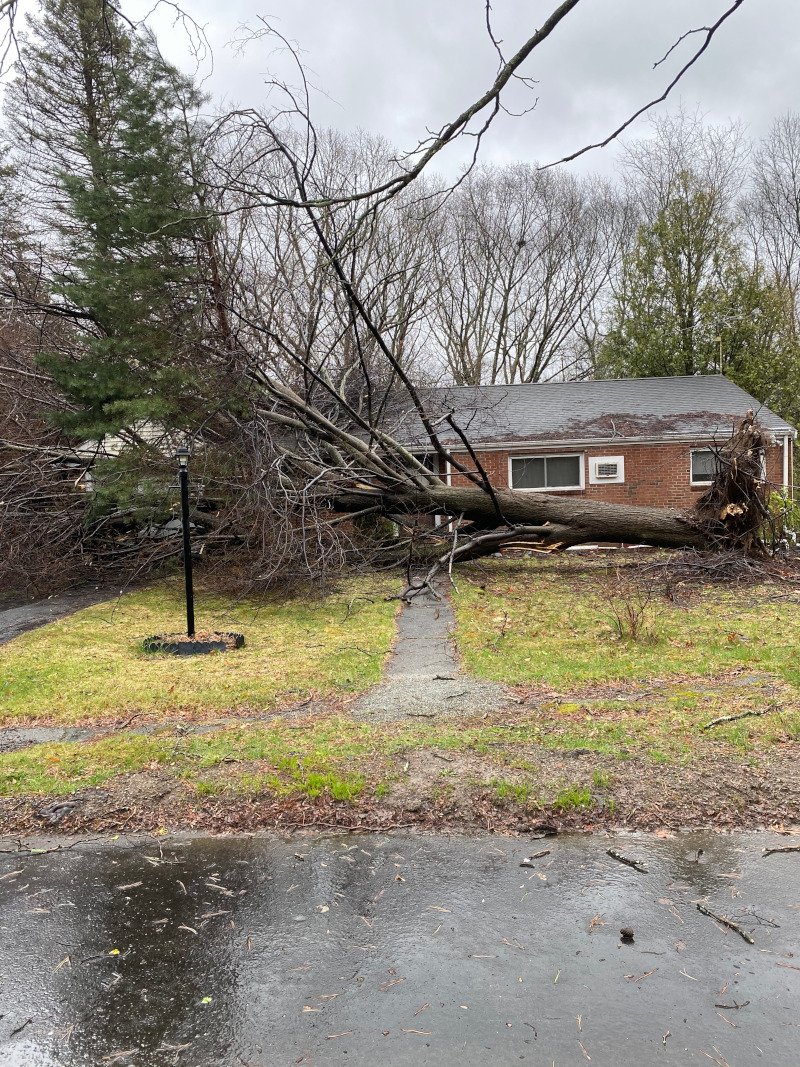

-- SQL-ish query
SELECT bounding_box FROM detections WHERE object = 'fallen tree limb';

[762,845,800,857]
[607,847,648,872]
[333,485,707,551]
[702,707,778,731]
[696,903,755,944]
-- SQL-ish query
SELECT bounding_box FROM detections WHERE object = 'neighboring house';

[402,375,795,509]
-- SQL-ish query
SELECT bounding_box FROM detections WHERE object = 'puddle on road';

[0,831,797,1065]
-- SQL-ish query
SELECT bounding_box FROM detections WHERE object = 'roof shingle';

[394,375,795,446]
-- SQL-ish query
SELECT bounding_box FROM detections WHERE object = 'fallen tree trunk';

[333,484,708,550]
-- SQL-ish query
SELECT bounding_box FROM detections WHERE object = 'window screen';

[511,455,581,490]
[691,449,716,483]
[511,457,545,489]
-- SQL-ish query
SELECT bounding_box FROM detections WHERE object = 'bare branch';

[540,0,748,169]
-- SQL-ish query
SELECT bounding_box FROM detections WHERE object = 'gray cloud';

[121,0,800,174]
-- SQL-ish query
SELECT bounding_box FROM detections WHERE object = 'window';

[690,449,717,484]
[510,453,583,491]
[413,452,439,475]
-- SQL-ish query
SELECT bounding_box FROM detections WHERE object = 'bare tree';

[619,107,749,224]
[429,164,627,384]
[747,112,800,301]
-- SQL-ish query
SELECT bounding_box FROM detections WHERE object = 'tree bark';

[332,483,707,550]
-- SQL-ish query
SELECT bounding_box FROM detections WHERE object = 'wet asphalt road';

[0,831,798,1066]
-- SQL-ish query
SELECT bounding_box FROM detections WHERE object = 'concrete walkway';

[355,588,509,721]
[0,586,116,646]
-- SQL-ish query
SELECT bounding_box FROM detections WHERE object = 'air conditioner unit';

[589,456,625,484]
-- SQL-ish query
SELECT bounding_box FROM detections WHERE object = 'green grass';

[491,777,533,804]
[0,733,173,795]
[591,768,614,789]
[0,713,571,798]
[552,784,593,812]
[451,557,800,690]
[0,579,398,724]
[0,695,796,806]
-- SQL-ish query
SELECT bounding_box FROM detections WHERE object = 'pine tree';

[7,0,217,440]
[6,0,135,196]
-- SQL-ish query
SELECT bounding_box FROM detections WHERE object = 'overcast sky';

[45,0,800,177]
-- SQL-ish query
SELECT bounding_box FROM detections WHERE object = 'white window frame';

[690,448,717,486]
[508,452,585,492]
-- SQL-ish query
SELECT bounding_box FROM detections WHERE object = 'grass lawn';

[451,554,800,690]
[1,694,798,832]
[0,577,398,725]
[2,555,800,831]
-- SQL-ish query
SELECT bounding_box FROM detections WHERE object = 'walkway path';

[355,587,509,721]
[0,587,116,646]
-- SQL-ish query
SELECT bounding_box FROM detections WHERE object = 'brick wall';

[447,439,790,509]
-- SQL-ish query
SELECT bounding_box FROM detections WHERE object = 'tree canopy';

[598,168,800,426]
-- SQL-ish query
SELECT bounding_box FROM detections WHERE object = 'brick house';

[409,375,795,508]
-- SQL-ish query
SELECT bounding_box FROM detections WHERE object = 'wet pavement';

[0,831,798,1065]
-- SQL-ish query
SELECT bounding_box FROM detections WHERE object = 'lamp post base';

[143,632,245,656]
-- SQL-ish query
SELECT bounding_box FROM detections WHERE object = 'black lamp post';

[175,444,195,638]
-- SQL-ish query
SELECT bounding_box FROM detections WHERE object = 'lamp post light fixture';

[175,444,195,638]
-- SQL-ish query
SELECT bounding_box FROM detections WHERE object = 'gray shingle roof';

[394,375,795,446]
